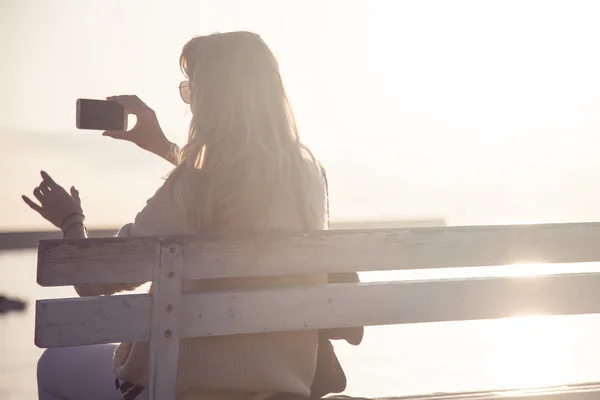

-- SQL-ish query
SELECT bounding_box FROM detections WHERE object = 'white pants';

[37,344,148,400]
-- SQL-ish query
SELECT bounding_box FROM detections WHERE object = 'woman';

[25,31,329,400]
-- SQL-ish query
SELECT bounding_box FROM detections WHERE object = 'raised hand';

[102,95,173,159]
[22,171,84,230]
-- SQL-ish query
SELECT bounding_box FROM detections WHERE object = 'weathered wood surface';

[37,236,155,286]
[37,222,600,286]
[35,272,600,348]
[385,381,600,400]
[345,381,600,399]
[148,243,182,400]
[35,294,151,347]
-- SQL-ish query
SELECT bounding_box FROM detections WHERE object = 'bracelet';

[60,212,85,229]
[62,222,87,237]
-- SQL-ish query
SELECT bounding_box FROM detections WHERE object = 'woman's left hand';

[22,171,84,229]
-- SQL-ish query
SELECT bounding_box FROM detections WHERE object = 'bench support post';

[148,242,183,400]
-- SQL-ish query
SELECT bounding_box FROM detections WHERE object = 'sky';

[3,0,600,230]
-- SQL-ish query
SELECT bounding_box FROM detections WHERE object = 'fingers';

[40,171,58,190]
[38,180,50,195]
[102,130,128,139]
[22,195,43,214]
[71,186,82,206]
[39,171,70,198]
[107,95,152,116]
[33,187,44,203]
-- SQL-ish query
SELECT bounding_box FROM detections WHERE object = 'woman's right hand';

[103,95,177,163]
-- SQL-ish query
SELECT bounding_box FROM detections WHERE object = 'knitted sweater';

[74,161,328,399]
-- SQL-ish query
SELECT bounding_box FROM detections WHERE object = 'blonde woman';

[25,31,343,400]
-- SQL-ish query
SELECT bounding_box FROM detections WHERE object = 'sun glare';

[488,315,577,390]
[502,262,566,277]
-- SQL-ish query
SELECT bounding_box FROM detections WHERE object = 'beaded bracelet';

[62,222,88,238]
[60,212,85,229]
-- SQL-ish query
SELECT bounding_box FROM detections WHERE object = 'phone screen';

[76,99,126,131]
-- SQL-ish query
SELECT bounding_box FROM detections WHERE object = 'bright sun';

[484,262,587,390]
[358,261,600,393]
[489,315,577,390]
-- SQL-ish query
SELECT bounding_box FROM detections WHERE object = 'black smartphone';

[76,99,126,131]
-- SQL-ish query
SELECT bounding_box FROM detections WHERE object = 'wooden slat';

[183,222,600,280]
[389,382,600,400]
[35,272,600,348]
[148,243,183,400]
[37,236,155,286]
[34,293,151,347]
[37,222,600,286]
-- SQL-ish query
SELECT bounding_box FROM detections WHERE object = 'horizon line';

[0,218,446,250]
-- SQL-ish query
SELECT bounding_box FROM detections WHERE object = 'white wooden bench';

[35,223,600,400]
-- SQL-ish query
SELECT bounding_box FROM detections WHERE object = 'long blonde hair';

[169,31,323,233]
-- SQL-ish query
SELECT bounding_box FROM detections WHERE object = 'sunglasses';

[179,81,191,104]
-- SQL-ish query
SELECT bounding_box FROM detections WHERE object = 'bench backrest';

[35,223,600,400]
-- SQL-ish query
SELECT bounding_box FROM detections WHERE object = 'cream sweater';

[74,161,328,399]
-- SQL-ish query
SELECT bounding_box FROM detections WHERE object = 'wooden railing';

[34,223,600,400]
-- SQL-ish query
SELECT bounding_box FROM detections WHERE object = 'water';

[4,250,600,400]
[11,129,600,233]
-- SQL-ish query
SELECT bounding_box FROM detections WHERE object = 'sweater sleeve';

[75,172,192,297]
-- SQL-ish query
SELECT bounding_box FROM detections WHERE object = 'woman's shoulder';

[129,166,200,236]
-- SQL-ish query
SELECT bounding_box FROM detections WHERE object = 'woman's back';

[60,31,330,400]
[101,155,328,398]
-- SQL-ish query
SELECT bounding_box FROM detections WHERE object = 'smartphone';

[76,99,126,131]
